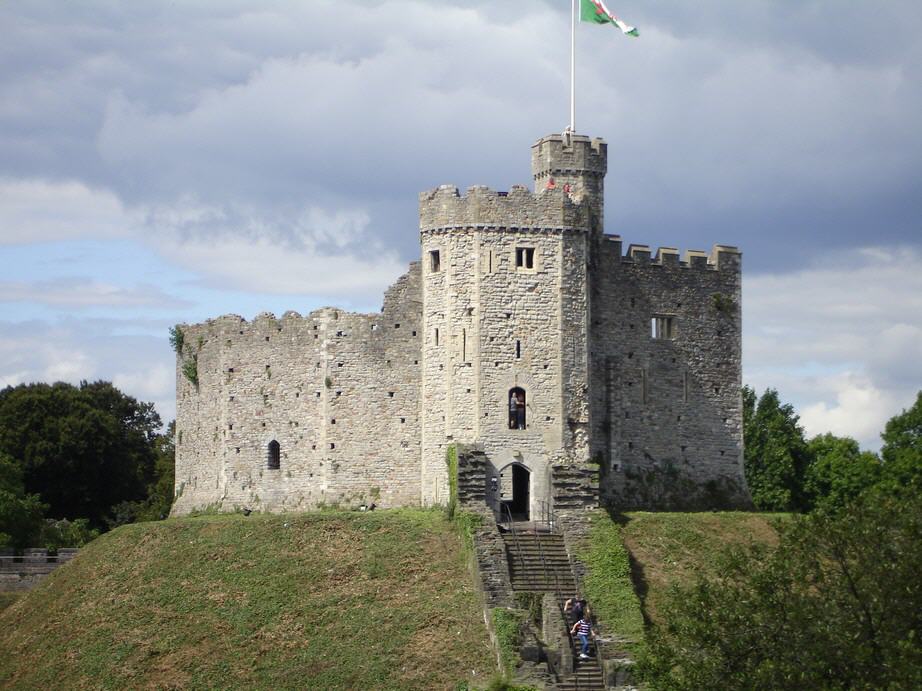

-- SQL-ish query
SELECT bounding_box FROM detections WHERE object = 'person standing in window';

[509,391,518,429]
[516,391,526,429]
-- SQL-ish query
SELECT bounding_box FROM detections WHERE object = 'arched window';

[508,387,526,430]
[267,440,281,470]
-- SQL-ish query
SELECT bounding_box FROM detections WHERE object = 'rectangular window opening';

[429,249,441,272]
[652,315,676,340]
[434,328,439,346]
[462,328,467,362]
[515,247,535,269]
[515,340,521,359]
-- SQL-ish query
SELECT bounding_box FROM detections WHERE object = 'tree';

[742,386,812,511]
[0,381,161,529]
[879,391,922,493]
[108,421,176,527]
[0,452,46,549]
[640,488,922,690]
[804,433,881,513]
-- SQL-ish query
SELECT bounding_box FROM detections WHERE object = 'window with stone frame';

[515,247,535,270]
[429,249,441,273]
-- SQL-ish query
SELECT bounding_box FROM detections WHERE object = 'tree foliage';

[0,452,47,549]
[640,488,922,689]
[879,391,922,493]
[744,386,922,514]
[742,386,812,511]
[0,381,168,531]
[804,433,881,513]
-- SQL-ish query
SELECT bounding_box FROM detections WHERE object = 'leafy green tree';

[804,433,881,513]
[0,381,161,529]
[107,420,175,527]
[742,386,812,511]
[879,391,922,493]
[0,452,47,549]
[640,488,922,690]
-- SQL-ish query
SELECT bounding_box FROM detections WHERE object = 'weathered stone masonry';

[173,133,749,516]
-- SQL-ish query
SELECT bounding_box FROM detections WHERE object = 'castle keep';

[172,133,749,517]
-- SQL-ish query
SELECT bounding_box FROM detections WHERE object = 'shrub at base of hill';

[639,489,922,690]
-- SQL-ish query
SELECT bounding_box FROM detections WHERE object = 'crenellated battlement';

[531,133,607,183]
[418,183,590,232]
[602,235,741,271]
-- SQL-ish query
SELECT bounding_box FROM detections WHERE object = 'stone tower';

[419,134,608,517]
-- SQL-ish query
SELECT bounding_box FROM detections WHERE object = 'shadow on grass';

[604,506,654,627]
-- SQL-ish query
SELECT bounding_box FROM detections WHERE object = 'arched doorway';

[499,462,530,521]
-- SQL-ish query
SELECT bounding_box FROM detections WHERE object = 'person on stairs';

[564,595,586,622]
[570,614,597,660]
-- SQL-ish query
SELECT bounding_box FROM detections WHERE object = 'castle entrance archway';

[499,462,530,521]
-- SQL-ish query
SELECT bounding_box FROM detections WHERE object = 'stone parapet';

[604,236,741,272]
[419,184,589,232]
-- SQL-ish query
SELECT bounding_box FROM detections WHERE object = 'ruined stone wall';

[419,178,595,516]
[172,264,422,515]
[588,240,749,509]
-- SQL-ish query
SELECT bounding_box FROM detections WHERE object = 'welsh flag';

[580,0,639,37]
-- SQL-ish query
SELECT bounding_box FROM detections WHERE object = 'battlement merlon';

[602,236,742,271]
[418,184,591,232]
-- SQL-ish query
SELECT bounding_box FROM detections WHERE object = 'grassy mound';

[577,510,785,659]
[0,509,494,690]
[619,511,785,624]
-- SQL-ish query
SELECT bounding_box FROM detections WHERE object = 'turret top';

[531,133,607,184]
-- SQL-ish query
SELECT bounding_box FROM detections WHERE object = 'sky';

[1,0,920,451]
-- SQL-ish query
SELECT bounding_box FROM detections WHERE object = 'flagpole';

[569,0,576,133]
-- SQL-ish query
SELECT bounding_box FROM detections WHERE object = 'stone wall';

[172,264,423,515]
[0,549,78,592]
[589,239,749,509]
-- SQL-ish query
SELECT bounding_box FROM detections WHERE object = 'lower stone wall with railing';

[0,548,79,592]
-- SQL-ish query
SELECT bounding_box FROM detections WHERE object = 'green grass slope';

[577,510,785,653]
[0,509,494,690]
[619,511,785,624]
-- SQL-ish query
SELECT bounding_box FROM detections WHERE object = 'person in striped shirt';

[570,614,597,659]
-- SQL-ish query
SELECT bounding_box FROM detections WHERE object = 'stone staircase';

[557,595,605,691]
[502,531,604,690]
[502,532,576,593]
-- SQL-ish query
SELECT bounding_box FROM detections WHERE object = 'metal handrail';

[534,499,557,533]
[501,502,526,577]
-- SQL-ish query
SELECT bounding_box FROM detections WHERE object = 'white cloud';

[0,277,189,309]
[0,319,176,424]
[113,362,173,400]
[744,246,922,450]
[0,179,138,245]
